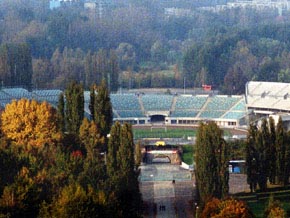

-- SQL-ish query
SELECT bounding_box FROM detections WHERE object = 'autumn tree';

[40,183,108,218]
[195,122,229,205]
[1,99,61,150]
[79,118,104,159]
[64,81,84,135]
[264,195,286,218]
[201,197,254,218]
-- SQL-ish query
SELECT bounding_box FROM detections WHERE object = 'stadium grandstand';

[0,87,248,128]
[246,81,290,129]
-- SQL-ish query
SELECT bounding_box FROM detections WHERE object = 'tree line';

[2,0,290,91]
[195,120,289,217]
[0,80,142,218]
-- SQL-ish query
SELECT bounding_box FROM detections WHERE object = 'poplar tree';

[106,121,121,179]
[91,80,113,140]
[258,119,271,191]
[117,123,142,218]
[106,122,142,218]
[246,124,258,192]
[268,117,276,184]
[276,117,285,184]
[0,43,33,89]
[57,92,65,134]
[64,81,84,135]
[195,122,229,205]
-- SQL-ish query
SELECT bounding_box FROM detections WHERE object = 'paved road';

[140,164,194,218]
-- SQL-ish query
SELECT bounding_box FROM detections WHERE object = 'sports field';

[133,126,233,140]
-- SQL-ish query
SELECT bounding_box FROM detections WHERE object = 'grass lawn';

[181,145,194,165]
[236,186,290,217]
[133,128,196,139]
[133,127,232,139]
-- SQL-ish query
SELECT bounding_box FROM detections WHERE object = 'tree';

[246,124,258,192]
[57,92,65,134]
[79,118,104,159]
[195,122,229,205]
[106,122,121,179]
[117,123,142,218]
[256,119,270,191]
[106,122,142,218]
[201,197,254,218]
[268,117,276,184]
[264,195,286,218]
[90,80,113,140]
[1,99,61,150]
[42,183,108,218]
[64,81,84,135]
[0,43,33,89]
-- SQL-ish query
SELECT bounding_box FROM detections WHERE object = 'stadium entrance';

[150,115,165,123]
[144,141,181,164]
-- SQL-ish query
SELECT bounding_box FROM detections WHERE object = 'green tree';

[195,122,229,205]
[246,124,259,192]
[106,122,121,179]
[91,80,113,140]
[268,117,276,184]
[57,92,65,134]
[0,43,33,89]
[64,81,84,135]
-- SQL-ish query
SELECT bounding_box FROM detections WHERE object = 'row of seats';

[141,95,174,110]
[111,94,141,110]
[204,96,241,111]
[175,96,207,110]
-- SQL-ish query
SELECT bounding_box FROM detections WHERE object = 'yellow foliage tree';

[201,197,254,218]
[1,99,61,149]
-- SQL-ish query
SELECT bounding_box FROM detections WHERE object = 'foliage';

[195,122,229,205]
[1,99,61,149]
[264,195,286,218]
[246,117,290,191]
[201,197,254,218]
[64,81,84,135]
[90,80,113,140]
[0,43,33,89]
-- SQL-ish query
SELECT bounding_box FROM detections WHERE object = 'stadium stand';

[141,94,173,111]
[175,95,207,110]
[0,87,248,128]
[111,94,141,110]
[2,88,33,99]
[170,110,199,117]
[203,96,241,111]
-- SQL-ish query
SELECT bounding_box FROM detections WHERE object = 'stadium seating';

[171,110,199,117]
[111,94,141,110]
[199,111,225,119]
[231,101,246,111]
[117,110,145,118]
[0,91,11,100]
[223,112,245,119]
[175,95,207,110]
[2,88,33,99]
[204,96,241,111]
[141,94,173,111]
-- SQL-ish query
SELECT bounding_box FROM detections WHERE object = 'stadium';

[0,81,289,130]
